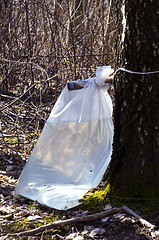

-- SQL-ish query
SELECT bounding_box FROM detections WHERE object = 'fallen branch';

[122,206,159,238]
[3,205,159,239]
[6,207,121,238]
[122,205,155,229]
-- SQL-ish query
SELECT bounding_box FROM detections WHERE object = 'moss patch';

[78,177,159,217]
[78,183,111,212]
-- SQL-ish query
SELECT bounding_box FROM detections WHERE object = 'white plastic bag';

[95,66,114,86]
[15,66,114,210]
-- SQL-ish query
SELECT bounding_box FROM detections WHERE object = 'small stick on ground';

[122,206,155,229]
[122,206,159,238]
[3,205,159,239]
[5,207,122,238]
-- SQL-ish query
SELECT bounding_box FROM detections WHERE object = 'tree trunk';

[107,0,159,200]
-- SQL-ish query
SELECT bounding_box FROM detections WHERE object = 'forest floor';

[0,88,159,239]
[1,153,159,240]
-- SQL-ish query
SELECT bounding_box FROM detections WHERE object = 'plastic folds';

[15,68,114,210]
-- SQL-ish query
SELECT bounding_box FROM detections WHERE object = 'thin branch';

[3,205,159,239]
[1,58,49,78]
[0,128,18,153]
[6,208,121,237]
[122,206,155,229]
[38,1,102,65]
[122,206,159,238]
[0,74,58,112]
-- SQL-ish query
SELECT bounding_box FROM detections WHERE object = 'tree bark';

[107,0,159,200]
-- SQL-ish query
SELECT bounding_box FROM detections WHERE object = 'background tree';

[107,0,159,203]
[0,0,115,158]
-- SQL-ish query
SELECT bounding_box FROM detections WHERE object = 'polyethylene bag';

[15,66,114,210]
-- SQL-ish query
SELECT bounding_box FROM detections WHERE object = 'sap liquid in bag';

[15,66,114,210]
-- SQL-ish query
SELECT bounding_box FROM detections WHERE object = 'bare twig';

[0,74,58,112]
[6,208,121,237]
[122,206,155,229]
[122,206,159,238]
[1,58,49,78]
[2,205,159,239]
[0,128,18,152]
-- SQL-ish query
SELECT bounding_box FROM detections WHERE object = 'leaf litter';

[0,153,159,240]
